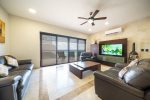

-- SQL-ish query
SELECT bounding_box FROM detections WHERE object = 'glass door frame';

[40,32,86,67]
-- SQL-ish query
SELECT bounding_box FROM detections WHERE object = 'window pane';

[57,37,68,50]
[78,40,85,50]
[70,39,77,50]
[57,37,68,64]
[69,38,77,62]
[41,35,56,66]
[78,39,86,60]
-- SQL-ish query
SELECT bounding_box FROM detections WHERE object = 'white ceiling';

[0,0,150,34]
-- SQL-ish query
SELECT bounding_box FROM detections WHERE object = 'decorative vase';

[94,40,97,44]
[128,42,138,62]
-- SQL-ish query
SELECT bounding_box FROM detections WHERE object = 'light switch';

[145,49,149,52]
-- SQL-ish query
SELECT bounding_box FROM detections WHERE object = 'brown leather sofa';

[0,55,33,100]
[94,59,150,100]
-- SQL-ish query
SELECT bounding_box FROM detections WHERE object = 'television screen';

[101,44,123,56]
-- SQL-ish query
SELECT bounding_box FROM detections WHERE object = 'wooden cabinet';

[90,44,99,55]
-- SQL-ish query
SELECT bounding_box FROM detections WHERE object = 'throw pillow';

[5,56,19,67]
[124,63,150,90]
[118,59,139,79]
[0,64,9,77]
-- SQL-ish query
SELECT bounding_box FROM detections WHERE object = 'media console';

[98,38,127,66]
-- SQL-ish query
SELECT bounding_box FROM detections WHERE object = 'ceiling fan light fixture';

[88,19,93,24]
[78,10,107,26]
[105,21,109,25]
[28,8,37,14]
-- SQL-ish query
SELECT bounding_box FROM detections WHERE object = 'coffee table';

[69,61,101,79]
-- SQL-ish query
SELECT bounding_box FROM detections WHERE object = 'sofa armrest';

[115,63,128,69]
[0,75,22,88]
[80,56,85,61]
[94,71,144,98]
[18,59,32,65]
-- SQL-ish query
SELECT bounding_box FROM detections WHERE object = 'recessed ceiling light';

[88,29,92,32]
[28,8,37,14]
[105,21,109,25]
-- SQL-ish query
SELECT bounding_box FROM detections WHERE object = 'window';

[57,36,68,64]
[41,34,56,66]
[78,39,86,60]
[40,32,86,67]
[69,38,77,62]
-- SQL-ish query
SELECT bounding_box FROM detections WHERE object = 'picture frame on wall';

[0,19,5,43]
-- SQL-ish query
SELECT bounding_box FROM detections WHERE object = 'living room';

[0,0,150,100]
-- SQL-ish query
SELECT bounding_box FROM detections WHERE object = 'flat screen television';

[101,44,123,56]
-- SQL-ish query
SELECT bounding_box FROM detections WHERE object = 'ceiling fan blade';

[94,17,107,20]
[78,17,88,20]
[91,10,99,18]
[80,21,88,25]
[92,22,95,26]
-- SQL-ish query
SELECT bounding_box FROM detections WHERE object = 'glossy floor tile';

[23,63,110,100]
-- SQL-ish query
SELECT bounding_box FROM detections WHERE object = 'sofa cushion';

[115,63,128,69]
[5,56,18,67]
[10,64,33,72]
[102,67,122,79]
[0,56,6,65]
[19,64,33,70]
[81,52,92,57]
[138,59,150,65]
[0,64,9,77]
[18,59,32,65]
[124,66,150,90]
[118,59,138,79]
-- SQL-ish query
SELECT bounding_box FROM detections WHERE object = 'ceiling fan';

[78,10,107,26]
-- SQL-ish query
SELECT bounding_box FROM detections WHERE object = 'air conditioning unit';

[105,27,122,35]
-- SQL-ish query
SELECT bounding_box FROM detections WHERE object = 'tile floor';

[23,63,111,100]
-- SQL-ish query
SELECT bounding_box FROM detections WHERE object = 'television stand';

[97,55,126,66]
[93,38,128,67]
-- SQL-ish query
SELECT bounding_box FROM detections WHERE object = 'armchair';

[80,52,96,61]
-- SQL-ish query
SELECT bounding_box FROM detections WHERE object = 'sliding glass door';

[69,38,77,62]
[78,40,86,60]
[41,34,56,66]
[57,36,68,64]
[40,32,86,67]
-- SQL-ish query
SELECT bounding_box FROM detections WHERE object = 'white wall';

[10,15,89,68]
[0,6,9,55]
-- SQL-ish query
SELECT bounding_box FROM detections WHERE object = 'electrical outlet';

[141,49,144,52]
[145,49,149,52]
